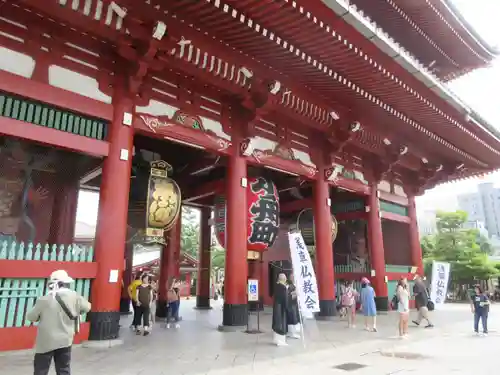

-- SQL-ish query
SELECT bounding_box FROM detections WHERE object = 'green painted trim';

[385,265,411,273]
[0,92,108,140]
[379,200,409,216]
[0,277,91,328]
[332,200,365,214]
[0,241,94,262]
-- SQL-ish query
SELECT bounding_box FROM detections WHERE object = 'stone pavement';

[0,300,492,375]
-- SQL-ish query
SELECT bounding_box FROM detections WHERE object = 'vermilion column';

[88,85,134,341]
[367,184,389,311]
[157,215,181,317]
[119,243,134,314]
[313,171,336,318]
[196,207,212,309]
[313,176,337,318]
[220,134,248,328]
[407,195,424,275]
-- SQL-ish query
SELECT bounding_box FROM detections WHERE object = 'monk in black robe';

[286,274,301,339]
[272,273,289,346]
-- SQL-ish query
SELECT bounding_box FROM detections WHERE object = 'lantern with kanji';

[214,177,280,252]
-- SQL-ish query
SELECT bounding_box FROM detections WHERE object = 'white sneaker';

[166,323,170,329]
[483,333,488,337]
[175,324,180,329]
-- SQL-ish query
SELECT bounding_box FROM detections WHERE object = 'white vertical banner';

[288,231,320,318]
[430,261,451,307]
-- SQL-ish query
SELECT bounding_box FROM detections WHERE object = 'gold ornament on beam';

[145,160,181,242]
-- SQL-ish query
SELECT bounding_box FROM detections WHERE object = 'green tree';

[180,206,200,259]
[421,210,498,283]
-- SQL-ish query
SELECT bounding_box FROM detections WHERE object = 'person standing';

[27,270,91,375]
[286,274,301,339]
[397,277,410,338]
[471,284,490,336]
[342,281,359,328]
[166,278,181,329]
[359,277,377,332]
[272,273,289,346]
[412,275,433,328]
[128,273,142,331]
[149,277,158,327]
[135,274,153,336]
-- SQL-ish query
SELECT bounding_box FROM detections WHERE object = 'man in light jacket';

[27,269,91,375]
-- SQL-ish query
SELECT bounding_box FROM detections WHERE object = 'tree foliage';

[180,206,200,259]
[421,210,497,283]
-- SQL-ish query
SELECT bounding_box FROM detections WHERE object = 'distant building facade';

[458,183,500,237]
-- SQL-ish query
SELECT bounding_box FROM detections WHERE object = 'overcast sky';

[76,0,500,224]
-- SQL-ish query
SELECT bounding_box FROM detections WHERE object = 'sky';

[76,0,500,225]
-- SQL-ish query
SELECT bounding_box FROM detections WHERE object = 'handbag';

[55,294,80,333]
[427,300,435,311]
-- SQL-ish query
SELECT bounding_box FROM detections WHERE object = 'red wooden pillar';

[367,185,389,311]
[220,132,248,328]
[313,165,336,318]
[407,195,423,274]
[119,243,134,314]
[48,174,78,245]
[196,207,212,309]
[157,215,182,317]
[88,84,134,340]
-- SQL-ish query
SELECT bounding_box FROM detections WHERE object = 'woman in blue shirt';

[471,285,490,336]
[360,277,377,332]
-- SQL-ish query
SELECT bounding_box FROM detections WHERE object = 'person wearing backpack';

[341,281,359,328]
[27,269,91,375]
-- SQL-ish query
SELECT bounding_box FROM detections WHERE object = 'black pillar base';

[88,311,121,341]
[156,300,168,318]
[375,296,389,312]
[119,298,131,315]
[316,299,337,320]
[195,295,212,310]
[248,299,264,312]
[219,303,248,329]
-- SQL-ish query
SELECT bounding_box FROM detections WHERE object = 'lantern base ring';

[315,299,337,320]
[218,303,248,330]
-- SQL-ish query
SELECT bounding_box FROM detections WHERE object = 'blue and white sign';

[247,279,259,302]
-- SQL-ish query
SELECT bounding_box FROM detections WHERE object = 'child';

[341,281,359,328]
[471,284,490,336]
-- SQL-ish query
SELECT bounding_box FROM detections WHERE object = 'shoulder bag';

[55,294,80,333]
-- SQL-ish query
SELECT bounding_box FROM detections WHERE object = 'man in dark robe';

[412,275,434,328]
[286,274,301,339]
[272,273,289,346]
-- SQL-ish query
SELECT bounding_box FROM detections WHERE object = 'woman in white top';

[396,277,410,338]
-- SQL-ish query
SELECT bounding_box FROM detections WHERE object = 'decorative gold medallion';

[145,160,181,239]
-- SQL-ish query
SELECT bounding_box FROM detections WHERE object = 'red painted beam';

[336,211,367,221]
[378,191,409,206]
[0,70,113,121]
[0,323,89,351]
[0,260,97,279]
[331,177,371,196]
[0,117,109,157]
[183,179,224,203]
[381,211,411,224]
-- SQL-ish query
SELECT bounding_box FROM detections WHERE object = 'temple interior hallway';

[0,301,491,374]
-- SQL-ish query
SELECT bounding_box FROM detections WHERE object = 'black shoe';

[143,331,150,336]
[425,324,434,328]
[412,320,420,326]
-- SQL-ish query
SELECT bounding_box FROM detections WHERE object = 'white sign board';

[288,231,320,318]
[247,279,259,302]
[430,261,451,307]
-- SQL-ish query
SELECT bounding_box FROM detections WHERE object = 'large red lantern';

[214,177,280,252]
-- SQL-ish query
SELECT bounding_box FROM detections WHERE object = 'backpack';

[341,288,354,306]
[391,294,399,310]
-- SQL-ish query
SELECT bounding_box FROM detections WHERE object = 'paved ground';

[0,299,495,374]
